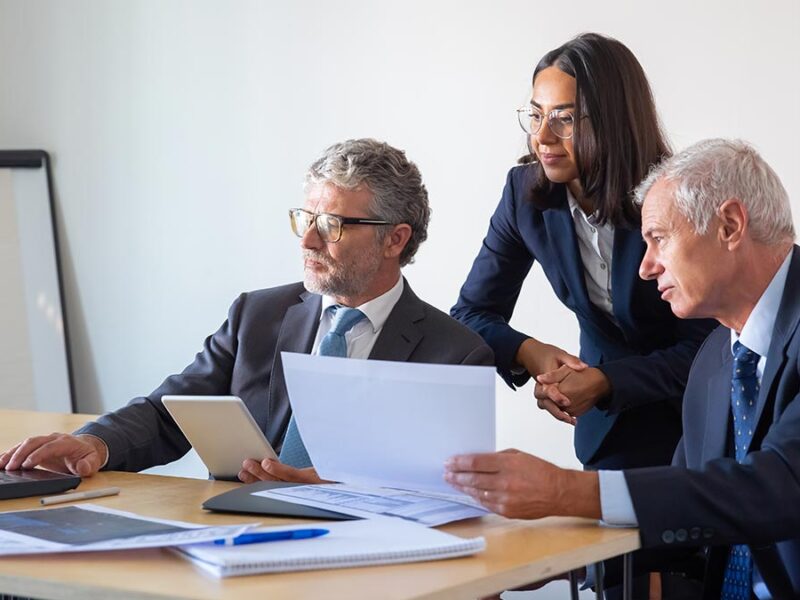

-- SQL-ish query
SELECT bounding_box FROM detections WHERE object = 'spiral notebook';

[175,518,485,577]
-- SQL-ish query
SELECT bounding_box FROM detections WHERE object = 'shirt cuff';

[598,470,638,526]
[75,433,110,470]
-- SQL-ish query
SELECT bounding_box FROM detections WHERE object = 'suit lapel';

[266,290,321,433]
[702,339,733,462]
[368,279,424,362]
[542,189,593,315]
[275,290,321,355]
[610,225,644,326]
[752,246,800,432]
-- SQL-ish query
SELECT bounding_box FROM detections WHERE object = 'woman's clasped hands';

[516,338,611,424]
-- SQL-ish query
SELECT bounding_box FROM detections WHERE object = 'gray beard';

[303,271,367,299]
[302,252,381,300]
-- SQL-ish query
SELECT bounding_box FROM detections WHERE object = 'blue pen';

[213,528,329,546]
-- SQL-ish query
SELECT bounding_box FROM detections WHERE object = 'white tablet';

[162,395,277,480]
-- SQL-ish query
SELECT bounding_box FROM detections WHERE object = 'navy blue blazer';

[624,245,800,598]
[452,165,716,466]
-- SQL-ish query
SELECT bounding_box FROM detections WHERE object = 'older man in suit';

[1,138,492,484]
[445,139,800,598]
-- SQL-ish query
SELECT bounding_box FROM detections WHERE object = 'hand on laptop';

[0,433,108,477]
[238,458,328,485]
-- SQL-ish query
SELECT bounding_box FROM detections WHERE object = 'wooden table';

[0,409,640,599]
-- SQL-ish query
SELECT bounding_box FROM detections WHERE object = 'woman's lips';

[540,153,566,166]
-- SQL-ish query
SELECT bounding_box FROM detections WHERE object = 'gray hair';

[634,138,795,245]
[305,138,430,266]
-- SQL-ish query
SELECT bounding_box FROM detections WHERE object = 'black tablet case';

[202,481,359,521]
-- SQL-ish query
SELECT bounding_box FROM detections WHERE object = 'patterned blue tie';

[278,306,366,468]
[721,341,760,600]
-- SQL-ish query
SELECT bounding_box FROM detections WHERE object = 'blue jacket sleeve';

[597,316,716,414]
[624,396,800,548]
[624,344,800,549]
[451,169,534,388]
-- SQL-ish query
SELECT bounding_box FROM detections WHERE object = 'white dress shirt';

[312,275,404,358]
[567,189,616,322]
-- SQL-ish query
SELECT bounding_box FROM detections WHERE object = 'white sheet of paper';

[255,483,488,526]
[0,504,254,556]
[281,352,496,495]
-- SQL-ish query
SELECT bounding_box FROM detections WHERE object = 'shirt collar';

[320,275,404,333]
[731,250,793,357]
[566,188,584,219]
[566,188,602,227]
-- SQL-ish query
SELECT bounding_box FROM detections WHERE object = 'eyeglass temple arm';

[338,217,392,225]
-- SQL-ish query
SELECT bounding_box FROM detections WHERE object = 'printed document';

[255,483,486,526]
[0,504,253,555]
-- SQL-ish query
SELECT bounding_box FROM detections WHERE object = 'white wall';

[0,1,798,481]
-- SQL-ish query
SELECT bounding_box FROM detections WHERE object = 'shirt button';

[590,227,596,233]
[600,263,607,270]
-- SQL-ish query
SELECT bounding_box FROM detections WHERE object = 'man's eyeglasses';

[289,208,392,243]
[516,106,578,139]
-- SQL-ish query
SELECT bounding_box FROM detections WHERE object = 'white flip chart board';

[0,151,73,412]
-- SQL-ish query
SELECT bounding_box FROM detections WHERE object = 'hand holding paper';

[280,352,496,495]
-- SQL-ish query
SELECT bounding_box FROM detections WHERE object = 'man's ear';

[717,198,748,249]
[383,224,412,260]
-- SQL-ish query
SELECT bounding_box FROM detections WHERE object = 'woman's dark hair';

[525,32,671,227]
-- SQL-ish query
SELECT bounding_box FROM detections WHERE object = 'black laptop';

[0,469,81,501]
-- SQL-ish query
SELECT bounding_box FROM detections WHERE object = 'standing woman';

[452,33,716,470]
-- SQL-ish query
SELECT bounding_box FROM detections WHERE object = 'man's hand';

[535,366,612,419]
[238,458,328,484]
[0,433,108,477]
[444,449,600,520]
[515,339,588,425]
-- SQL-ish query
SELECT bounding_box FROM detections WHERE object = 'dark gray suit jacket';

[624,246,800,598]
[77,280,494,472]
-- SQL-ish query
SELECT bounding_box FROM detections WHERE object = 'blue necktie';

[278,306,366,468]
[721,341,760,600]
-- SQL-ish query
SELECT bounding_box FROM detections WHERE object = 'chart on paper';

[256,484,487,526]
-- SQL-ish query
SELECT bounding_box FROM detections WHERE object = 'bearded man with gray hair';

[445,139,800,598]
[1,139,492,484]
